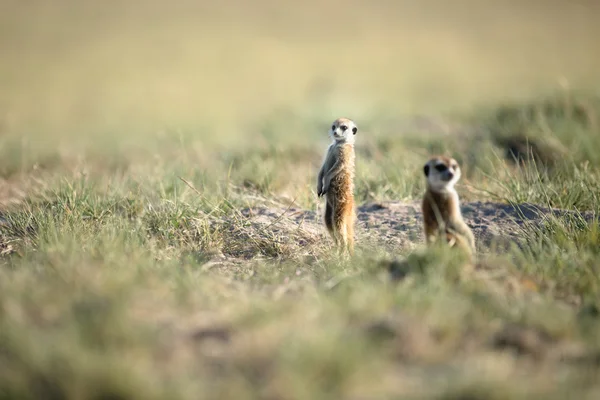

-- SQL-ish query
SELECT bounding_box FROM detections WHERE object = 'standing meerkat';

[421,156,476,259]
[317,117,358,256]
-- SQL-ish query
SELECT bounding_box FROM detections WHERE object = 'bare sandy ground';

[226,200,596,260]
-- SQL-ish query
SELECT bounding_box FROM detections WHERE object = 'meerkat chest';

[328,145,355,196]
[337,144,355,169]
[424,190,459,224]
[334,145,355,176]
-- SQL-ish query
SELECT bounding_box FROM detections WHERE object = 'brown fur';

[317,118,357,256]
[422,190,474,255]
[324,143,356,256]
[421,156,476,259]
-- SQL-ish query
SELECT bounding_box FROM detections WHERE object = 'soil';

[233,199,596,259]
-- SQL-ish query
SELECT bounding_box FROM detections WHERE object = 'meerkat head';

[329,117,357,144]
[423,156,461,192]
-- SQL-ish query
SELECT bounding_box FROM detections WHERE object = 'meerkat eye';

[434,164,447,172]
[340,125,347,131]
[352,127,357,135]
[331,125,336,130]
[424,165,430,176]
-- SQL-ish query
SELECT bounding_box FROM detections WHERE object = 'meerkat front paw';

[317,182,325,197]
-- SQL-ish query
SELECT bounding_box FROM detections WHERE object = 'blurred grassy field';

[1,1,600,399]
[2,0,600,139]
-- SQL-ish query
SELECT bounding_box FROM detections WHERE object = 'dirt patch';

[235,200,596,256]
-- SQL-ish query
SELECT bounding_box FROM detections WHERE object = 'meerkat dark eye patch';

[424,165,430,176]
[434,164,448,172]
[340,125,347,131]
[352,127,357,134]
[331,125,336,130]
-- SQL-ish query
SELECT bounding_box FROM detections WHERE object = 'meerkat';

[421,156,476,259]
[317,117,358,256]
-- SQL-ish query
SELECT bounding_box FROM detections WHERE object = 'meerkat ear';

[424,164,430,176]
[352,127,357,135]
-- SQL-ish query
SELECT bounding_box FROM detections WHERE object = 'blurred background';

[1,0,599,144]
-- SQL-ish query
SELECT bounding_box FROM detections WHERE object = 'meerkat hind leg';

[345,209,356,256]
[346,219,355,256]
[337,226,349,258]
[334,204,353,258]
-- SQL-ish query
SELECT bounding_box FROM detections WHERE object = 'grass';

[1,89,600,399]
[2,1,600,399]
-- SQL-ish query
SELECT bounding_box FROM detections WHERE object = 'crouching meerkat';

[421,156,476,259]
[317,117,358,256]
